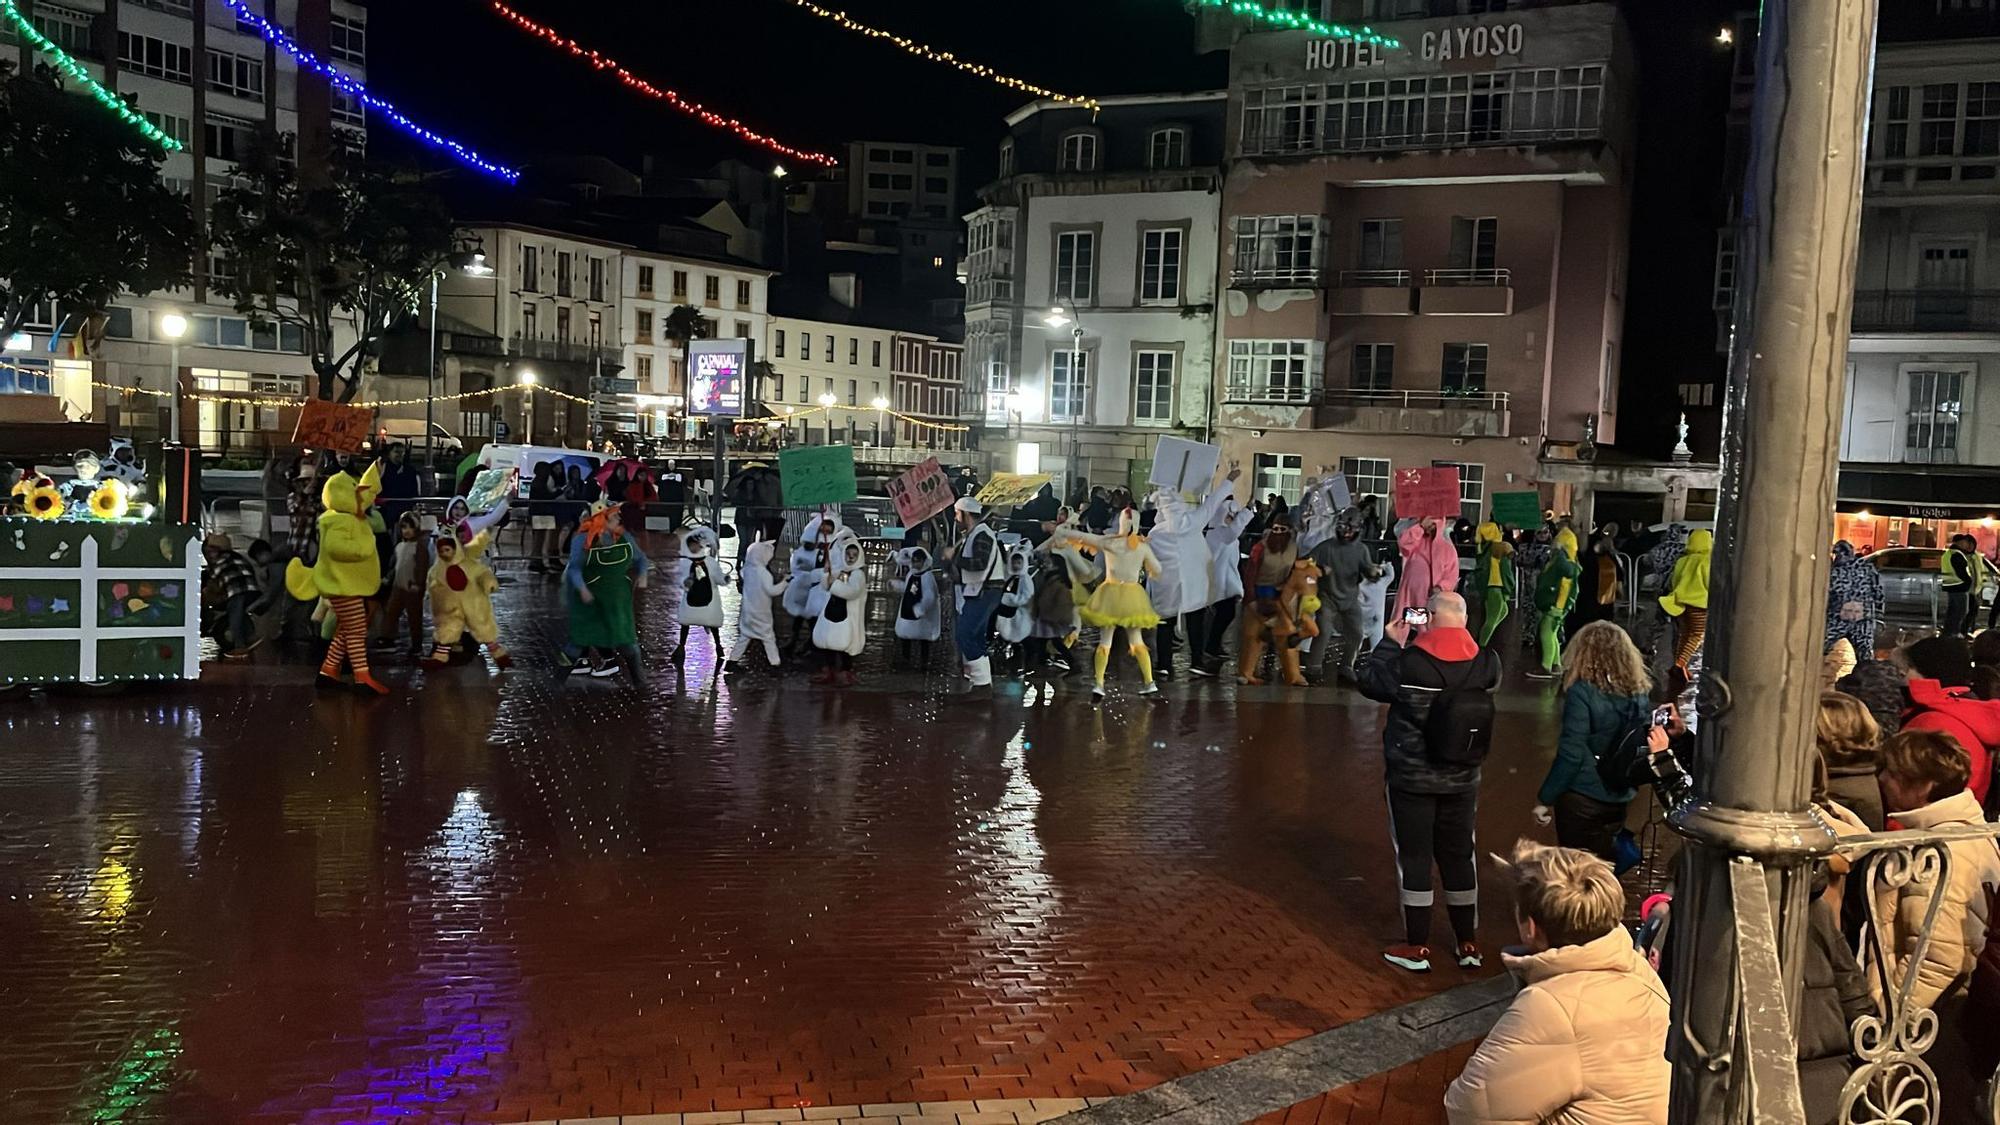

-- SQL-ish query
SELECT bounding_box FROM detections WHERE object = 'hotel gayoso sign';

[1306,23,1526,70]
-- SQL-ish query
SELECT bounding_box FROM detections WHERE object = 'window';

[188,316,304,353]
[636,354,653,384]
[846,379,858,407]
[1448,217,1499,273]
[798,374,809,403]
[774,329,785,358]
[32,4,91,57]
[556,253,572,297]
[556,307,571,343]
[800,332,811,359]
[1051,350,1089,421]
[1054,230,1095,304]
[1149,127,1188,169]
[203,114,257,163]
[1920,84,1959,158]
[522,304,536,338]
[1678,383,1716,408]
[824,336,834,363]
[637,266,655,295]
[1232,215,1322,284]
[141,111,192,148]
[1339,456,1391,502]
[1907,368,1967,464]
[635,310,653,343]
[1880,85,1911,159]
[329,89,364,128]
[1058,132,1099,172]
[1432,461,1486,526]
[329,14,365,64]
[704,276,721,303]
[1134,351,1176,425]
[849,338,859,364]
[924,177,950,194]
[118,33,192,83]
[1352,343,1394,391]
[1359,219,1404,272]
[1968,82,2000,158]
[1227,339,1315,403]
[998,140,1016,179]
[588,258,605,302]
[1254,454,1304,500]
[1441,343,1489,393]
[736,279,752,305]
[672,270,689,300]
[1240,85,1321,153]
[872,341,882,366]
[1919,243,1973,289]
[207,50,266,101]
[1712,229,1737,310]
[735,320,751,339]
[521,246,541,292]
[1241,66,1606,157]
[1140,228,1184,303]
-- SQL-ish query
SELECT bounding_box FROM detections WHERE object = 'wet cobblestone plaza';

[0,562,1562,1124]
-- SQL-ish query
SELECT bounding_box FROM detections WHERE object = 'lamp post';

[518,368,538,445]
[1042,306,1084,496]
[818,390,837,445]
[870,394,889,447]
[428,245,493,469]
[158,312,188,445]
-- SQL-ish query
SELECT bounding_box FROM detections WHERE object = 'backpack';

[1594,699,1658,794]
[1419,652,1496,766]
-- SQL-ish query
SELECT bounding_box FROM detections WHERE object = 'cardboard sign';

[976,472,1053,508]
[1324,471,1353,511]
[1490,490,1542,528]
[887,457,954,526]
[292,399,372,453]
[1394,466,1462,521]
[1147,436,1221,494]
[778,445,859,508]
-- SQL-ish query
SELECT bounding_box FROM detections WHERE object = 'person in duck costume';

[286,461,389,694]
[1061,509,1165,701]
[422,527,510,669]
[892,544,943,668]
[1658,527,1712,674]
[1529,526,1582,679]
[1473,521,1515,648]
[672,524,725,667]
[725,537,783,674]
[812,530,868,685]
[563,498,651,679]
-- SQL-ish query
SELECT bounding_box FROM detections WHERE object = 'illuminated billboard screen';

[688,340,749,418]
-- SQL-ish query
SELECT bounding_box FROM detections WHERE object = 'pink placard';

[1394,466,1462,521]
[887,457,954,526]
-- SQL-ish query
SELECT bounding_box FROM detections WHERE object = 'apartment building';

[890,333,965,452]
[1210,0,1635,519]
[766,301,900,448]
[622,251,771,441]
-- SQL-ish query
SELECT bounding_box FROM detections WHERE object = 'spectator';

[1900,636,2000,808]
[1443,840,1670,1125]
[1942,534,1980,637]
[1970,629,2000,701]
[1798,862,1871,1125]
[1839,659,1908,740]
[1826,540,1884,660]
[1360,590,1501,974]
[1534,620,1652,860]
[1816,691,1885,831]
[201,531,262,657]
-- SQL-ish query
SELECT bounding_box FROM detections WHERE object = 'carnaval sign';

[887,457,954,526]
[688,338,750,418]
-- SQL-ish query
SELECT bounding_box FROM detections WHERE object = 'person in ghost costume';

[724,538,783,674]
[671,524,725,666]
[1359,556,1396,652]
[993,540,1037,671]
[784,510,841,656]
[892,545,943,667]
[1144,462,1241,680]
[1197,492,1256,675]
[422,528,510,669]
[812,531,868,685]
[1061,509,1165,701]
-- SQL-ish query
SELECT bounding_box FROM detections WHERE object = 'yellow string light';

[784,0,1099,112]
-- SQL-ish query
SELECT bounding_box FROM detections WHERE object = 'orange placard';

[292,398,373,453]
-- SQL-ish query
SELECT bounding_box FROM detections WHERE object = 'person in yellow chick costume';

[423,528,511,670]
[286,461,389,694]
[1062,508,1165,703]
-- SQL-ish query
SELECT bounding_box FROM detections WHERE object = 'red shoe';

[352,672,391,696]
[1382,944,1432,973]
[493,652,513,670]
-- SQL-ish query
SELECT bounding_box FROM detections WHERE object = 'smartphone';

[1652,705,1674,728]
[1402,607,1430,626]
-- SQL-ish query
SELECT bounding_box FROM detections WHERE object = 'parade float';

[1,444,204,686]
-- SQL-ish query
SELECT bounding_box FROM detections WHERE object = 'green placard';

[1491,490,1542,528]
[778,445,859,509]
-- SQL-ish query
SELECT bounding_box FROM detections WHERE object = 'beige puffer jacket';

[1444,928,1671,1125]
[1870,789,2000,1011]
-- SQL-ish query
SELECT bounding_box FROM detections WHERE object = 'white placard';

[1147,436,1222,494]
[644,516,676,531]
[1326,471,1353,511]
[530,515,557,531]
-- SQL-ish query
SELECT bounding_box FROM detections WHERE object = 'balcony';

[508,335,623,369]
[1418,268,1514,316]
[1230,263,1323,289]
[1330,270,1416,316]
[1312,389,1511,438]
[1223,379,1319,406]
[1851,289,2000,334]
[1239,122,1606,161]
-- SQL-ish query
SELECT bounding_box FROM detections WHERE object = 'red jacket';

[1904,679,2000,806]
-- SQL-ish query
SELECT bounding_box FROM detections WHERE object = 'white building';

[767,299,900,449]
[965,92,1226,496]
[622,249,771,441]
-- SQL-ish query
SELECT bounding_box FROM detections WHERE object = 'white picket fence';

[0,532,203,681]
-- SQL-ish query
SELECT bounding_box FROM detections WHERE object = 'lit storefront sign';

[1306,22,1526,70]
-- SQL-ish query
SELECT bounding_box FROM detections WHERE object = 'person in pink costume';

[1393,517,1461,620]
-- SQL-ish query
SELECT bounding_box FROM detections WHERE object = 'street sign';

[494,422,511,440]
[596,377,639,394]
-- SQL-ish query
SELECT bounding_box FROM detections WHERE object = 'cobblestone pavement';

[0,549,1562,1124]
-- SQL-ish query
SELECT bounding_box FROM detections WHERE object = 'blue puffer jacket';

[1540,681,1650,805]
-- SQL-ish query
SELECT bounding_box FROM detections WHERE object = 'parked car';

[1870,546,1997,625]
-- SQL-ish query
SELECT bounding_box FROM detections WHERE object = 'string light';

[783,0,1100,111]
[219,0,521,183]
[0,0,182,150]
[1191,0,1401,47]
[489,2,840,167]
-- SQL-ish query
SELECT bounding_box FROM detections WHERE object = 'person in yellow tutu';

[1061,508,1165,701]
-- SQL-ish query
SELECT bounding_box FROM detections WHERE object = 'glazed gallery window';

[1227,339,1314,403]
[1134,351,1176,425]
[1140,228,1184,303]
[1050,350,1089,422]
[1232,215,1322,284]
[1054,231,1095,304]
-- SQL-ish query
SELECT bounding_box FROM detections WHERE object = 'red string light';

[489,2,840,167]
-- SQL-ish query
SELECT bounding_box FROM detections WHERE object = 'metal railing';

[1319,388,1509,412]
[1222,380,1319,405]
[1851,289,2000,334]
[1336,269,1413,287]
[1229,263,1323,287]
[507,335,623,367]
[1239,122,1605,159]
[1423,267,1513,287]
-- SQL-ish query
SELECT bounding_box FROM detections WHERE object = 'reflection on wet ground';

[0,566,1560,1123]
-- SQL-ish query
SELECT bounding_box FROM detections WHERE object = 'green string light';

[0,0,184,151]
[1193,0,1402,47]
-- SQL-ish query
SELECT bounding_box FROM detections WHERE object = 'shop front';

[1838,464,2000,554]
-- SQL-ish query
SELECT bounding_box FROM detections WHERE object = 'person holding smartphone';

[1531,620,1653,861]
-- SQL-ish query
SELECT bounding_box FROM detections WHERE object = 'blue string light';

[219,0,521,183]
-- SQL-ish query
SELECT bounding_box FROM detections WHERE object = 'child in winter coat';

[672,525,725,667]
[1029,547,1080,674]
[375,512,429,655]
[892,545,943,667]
[725,538,783,674]
[423,528,510,669]
[812,532,868,686]
[993,541,1037,671]
[1443,841,1671,1125]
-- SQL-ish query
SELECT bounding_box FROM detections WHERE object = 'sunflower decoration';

[23,483,64,521]
[89,478,131,520]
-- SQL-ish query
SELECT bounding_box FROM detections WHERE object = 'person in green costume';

[1473,520,1515,648]
[562,499,651,679]
[1527,527,1581,680]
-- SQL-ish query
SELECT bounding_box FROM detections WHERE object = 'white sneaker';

[1139,681,1160,696]
[967,656,993,687]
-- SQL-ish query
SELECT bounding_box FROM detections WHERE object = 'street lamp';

[870,394,889,446]
[426,242,496,468]
[519,368,538,445]
[158,312,188,444]
[817,390,838,445]
[1041,305,1085,496]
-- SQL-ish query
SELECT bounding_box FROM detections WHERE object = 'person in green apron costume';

[562,499,651,678]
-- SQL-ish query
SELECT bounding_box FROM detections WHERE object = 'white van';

[476,443,608,499]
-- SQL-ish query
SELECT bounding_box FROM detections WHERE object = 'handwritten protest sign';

[1394,466,1461,521]
[887,457,954,526]
[1147,435,1221,493]
[293,399,372,453]
[778,445,858,508]
[1491,490,1542,528]
[976,472,1053,507]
